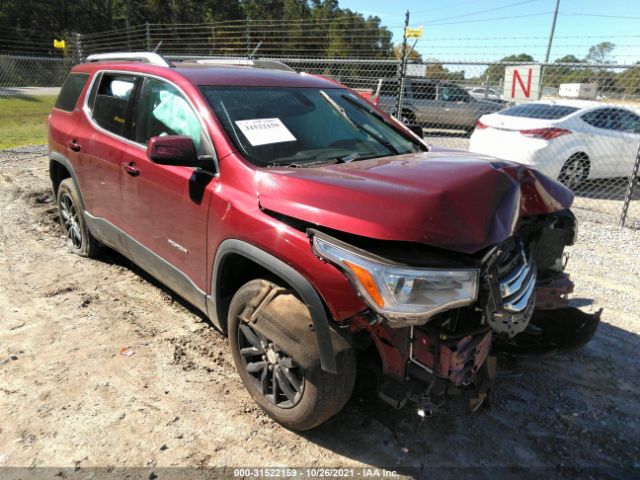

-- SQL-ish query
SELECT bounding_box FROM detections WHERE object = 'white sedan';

[467,87,504,103]
[469,100,640,189]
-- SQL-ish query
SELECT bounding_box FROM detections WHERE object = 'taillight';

[519,128,572,140]
[475,119,488,129]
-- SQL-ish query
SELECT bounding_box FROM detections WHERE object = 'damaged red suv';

[48,53,600,430]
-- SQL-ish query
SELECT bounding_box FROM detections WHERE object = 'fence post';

[74,33,83,64]
[394,11,410,120]
[146,22,151,51]
[619,143,640,228]
[246,17,252,58]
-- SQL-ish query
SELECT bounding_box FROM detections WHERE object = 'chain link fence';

[0,22,639,229]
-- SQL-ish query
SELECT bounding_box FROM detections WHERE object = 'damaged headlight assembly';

[311,233,479,327]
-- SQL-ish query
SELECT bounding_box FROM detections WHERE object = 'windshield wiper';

[341,94,428,153]
[359,125,398,155]
[339,94,386,121]
[319,91,359,129]
[319,90,397,156]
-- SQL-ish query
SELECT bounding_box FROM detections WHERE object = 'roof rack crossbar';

[85,52,172,67]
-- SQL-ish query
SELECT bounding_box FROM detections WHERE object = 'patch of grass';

[0,95,57,149]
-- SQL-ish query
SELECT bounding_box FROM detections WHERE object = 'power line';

[560,12,640,20]
[414,0,540,25]
[422,12,554,27]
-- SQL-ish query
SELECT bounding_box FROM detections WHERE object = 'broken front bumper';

[492,306,601,357]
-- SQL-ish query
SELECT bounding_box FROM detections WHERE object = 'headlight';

[311,234,479,327]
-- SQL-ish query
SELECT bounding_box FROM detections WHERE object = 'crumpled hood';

[256,150,574,253]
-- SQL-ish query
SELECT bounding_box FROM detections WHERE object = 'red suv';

[48,53,599,430]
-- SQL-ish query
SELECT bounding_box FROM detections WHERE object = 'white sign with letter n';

[503,65,541,101]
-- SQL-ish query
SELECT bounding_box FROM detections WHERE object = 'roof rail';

[191,58,295,72]
[85,52,172,67]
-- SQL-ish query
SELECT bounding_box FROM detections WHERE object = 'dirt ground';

[1,152,639,479]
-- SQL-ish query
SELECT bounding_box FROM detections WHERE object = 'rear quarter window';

[500,104,579,120]
[55,73,89,112]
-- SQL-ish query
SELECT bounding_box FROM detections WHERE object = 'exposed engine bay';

[309,209,601,414]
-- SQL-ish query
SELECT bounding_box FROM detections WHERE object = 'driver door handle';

[121,162,140,177]
[69,139,81,152]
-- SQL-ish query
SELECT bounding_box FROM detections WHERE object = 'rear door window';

[92,73,137,137]
[55,73,89,112]
[412,82,436,100]
[439,84,470,102]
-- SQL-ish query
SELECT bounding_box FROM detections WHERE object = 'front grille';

[488,238,537,336]
[499,240,537,312]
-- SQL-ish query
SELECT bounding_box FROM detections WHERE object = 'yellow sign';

[405,27,423,39]
[53,39,66,49]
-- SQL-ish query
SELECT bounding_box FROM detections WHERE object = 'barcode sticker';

[235,118,296,146]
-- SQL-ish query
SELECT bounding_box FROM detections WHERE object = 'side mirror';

[405,124,424,138]
[147,135,200,167]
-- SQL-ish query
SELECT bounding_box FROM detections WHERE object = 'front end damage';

[309,209,601,414]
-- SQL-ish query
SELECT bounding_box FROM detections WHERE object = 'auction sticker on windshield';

[235,118,296,146]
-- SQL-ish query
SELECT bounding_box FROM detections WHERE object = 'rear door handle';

[121,162,140,177]
[69,140,81,152]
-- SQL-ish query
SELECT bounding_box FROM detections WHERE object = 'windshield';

[201,86,426,167]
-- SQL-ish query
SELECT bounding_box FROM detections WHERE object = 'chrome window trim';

[82,69,219,169]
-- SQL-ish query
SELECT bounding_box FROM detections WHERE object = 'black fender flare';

[49,152,88,212]
[210,239,339,374]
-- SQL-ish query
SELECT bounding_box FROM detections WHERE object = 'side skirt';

[84,212,210,318]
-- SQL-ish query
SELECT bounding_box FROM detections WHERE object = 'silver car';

[374,78,504,135]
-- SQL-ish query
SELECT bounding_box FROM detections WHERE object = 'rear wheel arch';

[210,239,342,374]
[49,154,87,212]
[49,159,71,198]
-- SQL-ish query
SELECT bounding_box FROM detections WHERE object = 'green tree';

[481,53,534,85]
[616,64,640,96]
[542,54,591,87]
[393,43,423,62]
[425,62,463,81]
[585,42,616,64]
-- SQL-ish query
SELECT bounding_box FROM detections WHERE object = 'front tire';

[56,178,99,257]
[228,279,356,431]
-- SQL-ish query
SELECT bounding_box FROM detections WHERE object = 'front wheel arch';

[210,240,342,373]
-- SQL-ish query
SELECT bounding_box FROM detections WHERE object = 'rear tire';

[558,154,590,190]
[228,279,356,431]
[56,178,100,257]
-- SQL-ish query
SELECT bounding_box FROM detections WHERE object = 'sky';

[340,0,640,64]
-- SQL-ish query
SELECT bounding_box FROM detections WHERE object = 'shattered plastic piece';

[493,307,601,357]
[119,347,135,357]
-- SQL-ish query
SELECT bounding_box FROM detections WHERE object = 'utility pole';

[539,0,560,98]
[544,0,560,64]
[395,10,410,120]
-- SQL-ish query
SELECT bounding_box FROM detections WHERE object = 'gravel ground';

[1,151,639,479]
